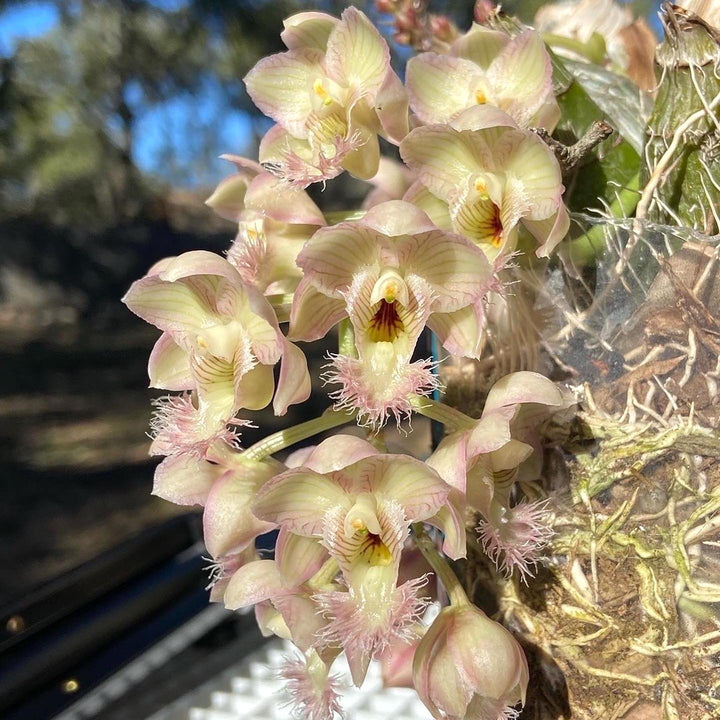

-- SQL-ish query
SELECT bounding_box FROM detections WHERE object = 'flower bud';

[413,605,528,720]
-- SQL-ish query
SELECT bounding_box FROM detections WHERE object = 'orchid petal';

[204,171,254,222]
[524,204,570,258]
[235,361,275,411]
[406,53,483,125]
[403,181,452,230]
[466,406,515,457]
[273,338,311,416]
[399,230,492,312]
[451,24,509,68]
[426,488,467,560]
[191,354,236,418]
[281,11,337,51]
[154,250,242,283]
[341,125,380,180]
[400,125,485,202]
[325,7,389,97]
[360,200,436,238]
[148,332,193,390]
[304,435,379,474]
[276,528,327,586]
[484,371,566,413]
[369,455,450,522]
[253,468,351,536]
[297,224,380,294]
[288,276,346,342]
[203,465,277,558]
[428,305,484,359]
[244,49,324,138]
[151,454,221,506]
[426,430,470,493]
[375,69,409,144]
[244,172,325,226]
[224,559,285,609]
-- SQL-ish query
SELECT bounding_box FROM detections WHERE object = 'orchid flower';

[205,154,325,296]
[289,200,495,427]
[245,7,408,187]
[413,604,529,720]
[122,251,311,453]
[400,107,569,261]
[407,25,560,131]
[252,435,454,685]
[428,372,571,580]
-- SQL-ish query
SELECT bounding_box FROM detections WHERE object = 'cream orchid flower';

[245,7,408,187]
[400,107,570,261]
[407,25,560,130]
[289,200,495,427]
[205,154,325,296]
[123,251,311,455]
[252,435,454,686]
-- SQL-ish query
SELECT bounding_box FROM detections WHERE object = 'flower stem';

[413,524,469,607]
[240,407,357,461]
[409,395,476,431]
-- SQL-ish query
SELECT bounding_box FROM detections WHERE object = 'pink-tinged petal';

[303,435,379,474]
[148,393,247,458]
[324,353,440,430]
[276,528,327,586]
[375,68,409,144]
[288,277,346,342]
[488,30,556,129]
[325,7,389,97]
[399,230,493,312]
[205,171,254,222]
[273,338,311,416]
[234,361,275,411]
[492,439,534,470]
[368,455,450,522]
[426,430,470,493]
[258,123,294,164]
[425,487,467,560]
[154,250,242,283]
[244,49,324,137]
[207,548,257,603]
[148,332,193,390]
[253,468,350,536]
[219,153,263,174]
[223,559,285,609]
[123,276,212,333]
[477,499,553,582]
[281,11,337,50]
[297,224,380,295]
[203,465,278,558]
[244,172,325,226]
[341,125,380,180]
[360,200,437,237]
[484,371,566,413]
[451,24,509,68]
[151,454,221,506]
[406,53,483,125]
[191,354,237,419]
[403,181,452,230]
[274,595,328,652]
[428,305,484,359]
[400,125,485,203]
[363,157,413,209]
[449,104,518,132]
[285,445,316,469]
[381,637,418,688]
[525,204,570,258]
[466,406,516,456]
[503,133,564,220]
[314,577,430,686]
[279,653,343,720]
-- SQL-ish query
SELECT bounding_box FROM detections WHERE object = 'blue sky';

[1,1,664,188]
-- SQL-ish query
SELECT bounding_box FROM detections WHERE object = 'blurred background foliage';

[0,0,659,601]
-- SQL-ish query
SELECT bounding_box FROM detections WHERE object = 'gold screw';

[61,679,80,694]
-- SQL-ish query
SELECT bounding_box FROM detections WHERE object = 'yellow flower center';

[313,78,334,106]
